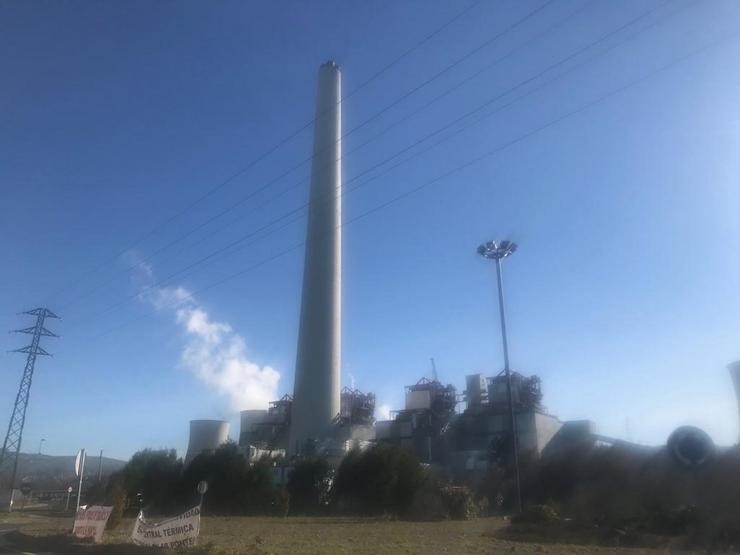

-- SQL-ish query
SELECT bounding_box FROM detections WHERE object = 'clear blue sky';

[2,0,740,461]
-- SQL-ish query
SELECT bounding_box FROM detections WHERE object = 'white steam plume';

[128,253,280,412]
[375,403,392,421]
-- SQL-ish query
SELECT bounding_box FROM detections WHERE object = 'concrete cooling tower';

[289,61,343,455]
[185,419,229,464]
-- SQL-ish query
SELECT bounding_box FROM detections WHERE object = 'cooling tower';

[185,419,229,464]
[729,361,740,443]
[289,61,342,454]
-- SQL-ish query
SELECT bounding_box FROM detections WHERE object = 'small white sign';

[74,449,84,477]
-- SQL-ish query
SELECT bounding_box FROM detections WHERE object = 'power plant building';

[219,63,601,471]
[240,389,375,459]
[455,372,562,455]
[375,378,457,463]
[238,394,293,455]
[374,371,590,471]
[183,62,736,483]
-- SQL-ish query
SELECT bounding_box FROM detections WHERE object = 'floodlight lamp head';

[477,240,518,260]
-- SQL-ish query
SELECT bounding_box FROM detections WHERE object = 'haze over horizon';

[2,0,740,460]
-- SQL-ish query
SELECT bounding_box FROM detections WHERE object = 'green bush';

[407,484,446,521]
[333,444,427,517]
[118,444,285,517]
[512,503,560,525]
[439,486,479,520]
[181,442,277,515]
[644,505,699,536]
[244,457,279,515]
[106,479,127,530]
[121,448,183,514]
[182,442,249,514]
[286,458,332,515]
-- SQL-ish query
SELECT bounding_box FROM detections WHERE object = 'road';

[0,526,54,555]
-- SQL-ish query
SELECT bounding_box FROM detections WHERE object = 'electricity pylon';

[0,308,59,509]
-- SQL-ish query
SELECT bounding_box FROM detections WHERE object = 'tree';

[120,449,183,514]
[182,441,249,514]
[286,458,332,515]
[244,457,278,514]
[181,442,278,515]
[333,444,427,516]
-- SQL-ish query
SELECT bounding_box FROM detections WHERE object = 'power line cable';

[139,0,592,271]
[55,0,558,311]
[86,23,740,343]
[69,0,694,330]
[42,0,486,305]
[65,0,678,326]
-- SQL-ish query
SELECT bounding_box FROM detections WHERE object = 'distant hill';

[0,452,126,489]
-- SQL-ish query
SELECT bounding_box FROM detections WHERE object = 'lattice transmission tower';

[0,308,59,504]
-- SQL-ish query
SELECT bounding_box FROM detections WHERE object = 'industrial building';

[338,387,375,427]
[375,378,457,463]
[238,388,376,460]
[454,371,562,454]
[448,372,562,472]
[201,63,594,473]
[238,394,293,456]
[175,62,735,484]
[373,370,592,472]
[232,366,592,471]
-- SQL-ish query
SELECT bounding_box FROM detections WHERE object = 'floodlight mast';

[477,240,522,514]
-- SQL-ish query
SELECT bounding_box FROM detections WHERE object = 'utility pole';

[477,240,522,514]
[0,308,59,511]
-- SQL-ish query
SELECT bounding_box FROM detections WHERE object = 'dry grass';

[2,512,702,554]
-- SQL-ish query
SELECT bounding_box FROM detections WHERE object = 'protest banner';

[72,505,113,543]
[131,505,201,548]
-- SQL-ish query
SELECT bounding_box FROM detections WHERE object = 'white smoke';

[128,253,280,412]
[375,403,392,421]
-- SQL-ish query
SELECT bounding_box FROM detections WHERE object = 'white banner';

[131,505,201,548]
[72,505,113,543]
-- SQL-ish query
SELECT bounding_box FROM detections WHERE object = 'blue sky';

[1,0,740,461]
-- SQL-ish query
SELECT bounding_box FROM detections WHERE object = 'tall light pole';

[477,240,522,514]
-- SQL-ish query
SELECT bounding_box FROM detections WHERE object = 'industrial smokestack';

[289,61,342,454]
[729,361,740,443]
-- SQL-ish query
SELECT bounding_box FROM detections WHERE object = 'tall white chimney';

[289,61,342,454]
[729,361,740,444]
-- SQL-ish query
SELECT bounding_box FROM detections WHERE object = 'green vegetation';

[117,448,183,514]
[333,444,426,516]
[183,442,279,515]
[72,440,740,551]
[285,457,332,515]
[492,443,740,551]
[511,504,560,525]
[103,443,277,516]
[103,443,437,519]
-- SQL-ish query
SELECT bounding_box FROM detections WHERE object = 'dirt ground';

[1,512,702,554]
